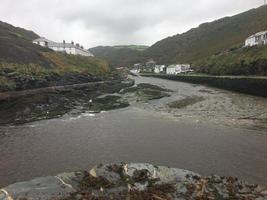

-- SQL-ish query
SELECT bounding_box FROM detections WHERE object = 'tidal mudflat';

[0,76,266,188]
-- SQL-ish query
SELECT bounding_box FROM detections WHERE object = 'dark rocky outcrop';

[0,79,134,125]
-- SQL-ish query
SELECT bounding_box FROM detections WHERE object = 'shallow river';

[0,76,266,187]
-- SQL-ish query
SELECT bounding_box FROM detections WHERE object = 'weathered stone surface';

[3,176,75,200]
[0,190,8,200]
[1,163,267,200]
[90,164,121,183]
[56,171,86,190]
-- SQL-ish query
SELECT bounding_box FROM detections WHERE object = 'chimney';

[71,41,74,45]
[63,40,66,44]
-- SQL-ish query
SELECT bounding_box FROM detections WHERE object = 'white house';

[245,30,267,47]
[154,65,165,73]
[33,37,94,57]
[166,64,192,75]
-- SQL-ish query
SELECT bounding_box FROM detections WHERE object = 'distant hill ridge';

[90,5,267,70]
[0,20,52,65]
[143,5,267,64]
[89,45,149,67]
[0,21,39,41]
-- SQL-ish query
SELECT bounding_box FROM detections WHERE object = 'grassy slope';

[0,21,110,91]
[143,5,267,65]
[0,21,53,66]
[89,45,149,67]
[193,45,267,75]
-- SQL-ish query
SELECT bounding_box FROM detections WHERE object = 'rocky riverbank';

[141,74,267,97]
[0,163,266,200]
[133,75,267,131]
[0,80,178,125]
[0,79,134,125]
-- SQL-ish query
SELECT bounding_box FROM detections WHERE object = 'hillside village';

[132,59,193,75]
[132,29,267,75]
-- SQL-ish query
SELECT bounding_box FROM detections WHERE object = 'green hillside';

[0,21,54,66]
[0,21,39,41]
[143,5,267,65]
[89,45,149,67]
[113,45,149,51]
[193,45,267,75]
[0,21,110,91]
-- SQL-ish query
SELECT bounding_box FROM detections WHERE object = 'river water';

[0,76,266,187]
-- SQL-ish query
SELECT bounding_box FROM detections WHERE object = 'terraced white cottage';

[154,65,165,73]
[245,30,267,47]
[33,37,94,57]
[166,64,192,75]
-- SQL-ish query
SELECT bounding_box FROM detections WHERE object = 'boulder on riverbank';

[1,163,266,200]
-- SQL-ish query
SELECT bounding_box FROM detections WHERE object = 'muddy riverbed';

[0,76,266,187]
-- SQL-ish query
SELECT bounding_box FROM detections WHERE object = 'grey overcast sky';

[0,0,264,48]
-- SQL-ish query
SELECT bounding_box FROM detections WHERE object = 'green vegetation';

[0,21,52,66]
[193,45,267,75]
[41,52,110,75]
[0,20,111,91]
[89,45,149,67]
[168,96,205,109]
[0,21,39,41]
[143,5,267,66]
[0,53,110,91]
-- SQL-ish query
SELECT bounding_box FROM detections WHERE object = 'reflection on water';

[0,76,266,187]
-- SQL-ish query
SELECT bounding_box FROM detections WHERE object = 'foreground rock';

[1,163,266,200]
